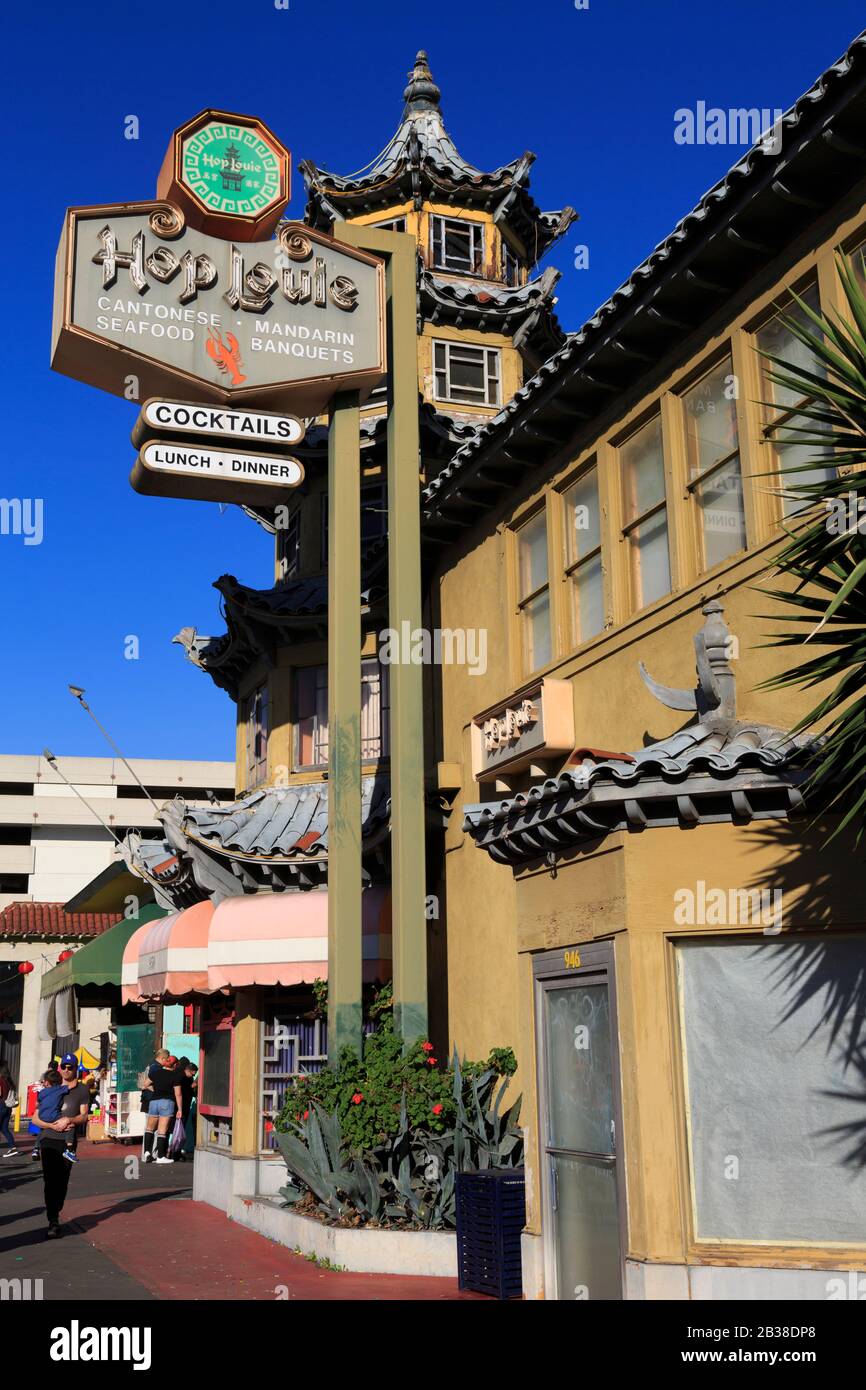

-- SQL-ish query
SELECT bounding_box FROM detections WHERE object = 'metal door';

[537,945,626,1299]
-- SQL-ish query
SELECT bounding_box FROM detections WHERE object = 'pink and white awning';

[119,890,391,999]
[206,887,391,990]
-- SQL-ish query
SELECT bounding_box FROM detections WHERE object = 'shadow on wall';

[742,818,866,1171]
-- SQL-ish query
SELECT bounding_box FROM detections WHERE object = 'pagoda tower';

[301,50,576,470]
[151,52,577,917]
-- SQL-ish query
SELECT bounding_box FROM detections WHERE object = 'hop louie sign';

[52,207,385,417]
[51,105,385,468]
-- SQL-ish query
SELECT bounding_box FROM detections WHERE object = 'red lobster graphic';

[206,328,246,386]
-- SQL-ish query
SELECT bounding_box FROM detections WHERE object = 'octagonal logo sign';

[157,109,290,242]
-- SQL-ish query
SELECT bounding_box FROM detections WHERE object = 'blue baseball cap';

[60,1053,78,1068]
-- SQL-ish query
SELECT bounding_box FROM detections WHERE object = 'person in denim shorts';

[142,1049,182,1165]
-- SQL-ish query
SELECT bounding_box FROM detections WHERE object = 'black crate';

[455,1168,525,1299]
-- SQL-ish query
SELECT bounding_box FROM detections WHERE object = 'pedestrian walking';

[142,1049,183,1165]
[173,1057,198,1161]
[30,1054,90,1238]
[0,1063,18,1157]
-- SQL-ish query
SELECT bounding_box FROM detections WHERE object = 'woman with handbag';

[0,1062,19,1156]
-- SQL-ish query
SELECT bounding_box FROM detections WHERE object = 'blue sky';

[1,0,863,763]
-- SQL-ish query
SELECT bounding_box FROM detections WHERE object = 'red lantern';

[58,950,73,963]
[18,961,34,974]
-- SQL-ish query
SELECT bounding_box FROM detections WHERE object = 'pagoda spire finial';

[404,50,441,112]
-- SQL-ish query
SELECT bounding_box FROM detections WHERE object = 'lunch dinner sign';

[51,110,386,421]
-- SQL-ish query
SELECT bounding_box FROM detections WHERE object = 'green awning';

[40,904,167,997]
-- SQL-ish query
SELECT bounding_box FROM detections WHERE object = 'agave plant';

[275,1051,523,1230]
[757,251,866,842]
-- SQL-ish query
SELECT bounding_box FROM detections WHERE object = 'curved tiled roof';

[420,266,564,353]
[123,779,392,906]
[424,29,866,520]
[173,572,385,699]
[0,903,123,939]
[301,51,576,258]
[463,600,823,865]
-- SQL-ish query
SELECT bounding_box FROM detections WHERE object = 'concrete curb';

[228,1193,458,1276]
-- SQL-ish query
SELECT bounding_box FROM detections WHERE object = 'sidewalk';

[0,1137,482,1301]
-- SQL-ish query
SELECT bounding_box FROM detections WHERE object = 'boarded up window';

[676,935,866,1245]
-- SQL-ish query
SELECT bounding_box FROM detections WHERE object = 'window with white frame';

[372,216,407,233]
[433,340,501,407]
[682,353,747,569]
[755,282,835,515]
[431,215,485,274]
[295,659,390,770]
[242,684,269,788]
[502,238,521,287]
[619,413,672,611]
[515,510,551,673]
[562,465,604,645]
[276,507,301,581]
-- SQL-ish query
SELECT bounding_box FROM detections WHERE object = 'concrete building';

[0,754,234,1109]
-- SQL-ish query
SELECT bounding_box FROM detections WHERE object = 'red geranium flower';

[351,1092,363,1104]
[421,1041,434,1052]
[427,1057,437,1066]
[432,1103,443,1115]
[303,1110,309,1120]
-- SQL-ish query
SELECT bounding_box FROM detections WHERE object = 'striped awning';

[136,900,214,999]
[206,888,391,990]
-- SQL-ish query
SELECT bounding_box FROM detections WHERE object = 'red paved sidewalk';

[62,1187,483,1301]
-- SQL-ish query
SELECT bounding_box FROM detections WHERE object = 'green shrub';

[273,1021,522,1229]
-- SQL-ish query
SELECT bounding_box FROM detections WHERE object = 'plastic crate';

[455,1168,525,1299]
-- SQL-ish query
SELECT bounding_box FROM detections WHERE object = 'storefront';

[116,884,391,1206]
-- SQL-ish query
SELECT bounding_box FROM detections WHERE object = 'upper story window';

[755,282,834,514]
[372,216,407,233]
[849,237,866,294]
[243,684,269,789]
[682,354,746,569]
[295,660,390,770]
[619,414,671,610]
[276,507,301,582]
[433,340,501,408]
[502,239,521,288]
[320,481,387,565]
[562,465,604,645]
[431,215,485,275]
[515,511,551,674]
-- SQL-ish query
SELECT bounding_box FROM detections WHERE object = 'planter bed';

[228,1193,458,1277]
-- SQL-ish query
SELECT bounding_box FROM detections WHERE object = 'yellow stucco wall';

[435,189,866,1275]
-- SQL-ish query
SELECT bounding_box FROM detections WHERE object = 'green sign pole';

[336,223,428,1050]
[327,389,363,1060]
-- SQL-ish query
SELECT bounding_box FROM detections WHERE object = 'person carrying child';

[30,1053,90,1238]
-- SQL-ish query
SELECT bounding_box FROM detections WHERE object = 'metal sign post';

[334,223,428,1053]
[327,389,363,1060]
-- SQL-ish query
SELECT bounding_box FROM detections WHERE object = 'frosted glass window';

[683,355,746,567]
[620,415,671,609]
[563,467,604,646]
[677,935,866,1244]
[516,511,551,672]
[756,284,835,512]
